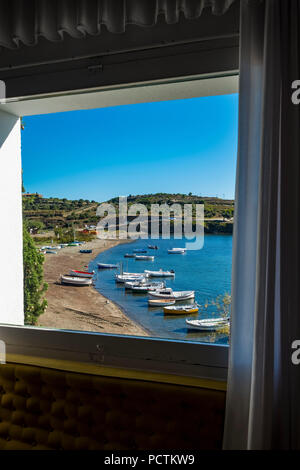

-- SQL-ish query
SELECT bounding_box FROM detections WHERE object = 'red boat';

[69,270,94,279]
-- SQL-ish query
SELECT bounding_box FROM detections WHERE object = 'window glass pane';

[21,92,238,345]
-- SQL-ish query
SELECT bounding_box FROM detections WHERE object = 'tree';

[23,223,48,324]
[26,220,45,234]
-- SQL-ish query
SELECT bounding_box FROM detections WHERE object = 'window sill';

[0,324,228,387]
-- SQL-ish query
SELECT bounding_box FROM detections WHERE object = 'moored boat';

[148,245,158,250]
[69,269,94,278]
[148,289,195,301]
[163,304,199,315]
[124,279,148,289]
[115,274,146,283]
[80,249,93,253]
[135,255,154,261]
[60,275,92,286]
[98,263,118,269]
[148,299,176,307]
[124,253,136,258]
[168,248,186,254]
[185,318,229,331]
[131,282,165,293]
[144,269,175,278]
[123,272,149,277]
[133,249,147,253]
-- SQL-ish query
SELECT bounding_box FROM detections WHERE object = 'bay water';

[89,235,232,344]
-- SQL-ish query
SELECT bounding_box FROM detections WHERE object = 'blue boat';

[80,249,92,254]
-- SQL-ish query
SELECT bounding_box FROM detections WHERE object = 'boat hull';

[98,263,118,269]
[148,290,195,301]
[69,270,94,278]
[144,270,175,278]
[60,275,92,286]
[185,319,229,331]
[163,305,199,314]
[148,299,176,307]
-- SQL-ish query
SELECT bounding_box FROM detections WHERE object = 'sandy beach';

[37,238,149,337]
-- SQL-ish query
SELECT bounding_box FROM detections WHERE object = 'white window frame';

[0,72,238,383]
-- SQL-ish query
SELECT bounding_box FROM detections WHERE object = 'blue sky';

[21,94,238,202]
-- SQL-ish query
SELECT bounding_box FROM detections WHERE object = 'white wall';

[0,110,24,325]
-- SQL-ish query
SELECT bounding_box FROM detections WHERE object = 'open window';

[0,73,238,383]
[0,0,240,384]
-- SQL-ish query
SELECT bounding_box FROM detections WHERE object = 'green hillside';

[22,192,234,235]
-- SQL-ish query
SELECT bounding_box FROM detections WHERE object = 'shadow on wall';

[0,110,18,149]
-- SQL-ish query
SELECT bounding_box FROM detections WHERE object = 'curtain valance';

[0,0,237,49]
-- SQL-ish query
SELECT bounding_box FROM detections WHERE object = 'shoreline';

[37,238,149,337]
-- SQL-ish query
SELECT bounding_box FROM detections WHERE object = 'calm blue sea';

[89,235,232,344]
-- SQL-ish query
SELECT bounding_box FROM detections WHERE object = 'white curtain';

[224,0,300,449]
[0,0,237,49]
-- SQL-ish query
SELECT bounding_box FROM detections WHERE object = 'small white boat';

[135,255,154,261]
[131,282,165,293]
[115,274,146,283]
[148,289,195,301]
[124,279,147,289]
[123,272,149,277]
[98,263,118,269]
[144,269,175,278]
[60,275,92,286]
[185,318,229,331]
[69,270,94,278]
[148,245,158,250]
[148,299,176,307]
[168,248,186,254]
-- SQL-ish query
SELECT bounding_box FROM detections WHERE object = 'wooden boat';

[98,263,118,269]
[115,274,146,283]
[135,255,154,261]
[185,318,229,331]
[148,299,176,307]
[148,289,195,301]
[69,270,94,278]
[148,245,158,250]
[144,269,175,278]
[131,282,165,293]
[133,249,147,253]
[124,253,136,258]
[163,304,199,315]
[60,275,92,286]
[124,279,148,289]
[123,272,149,277]
[168,248,186,254]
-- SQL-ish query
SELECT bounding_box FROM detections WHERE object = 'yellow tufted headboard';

[0,363,226,450]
